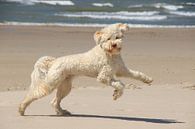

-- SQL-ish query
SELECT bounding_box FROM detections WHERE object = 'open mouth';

[117,47,121,51]
[107,47,121,54]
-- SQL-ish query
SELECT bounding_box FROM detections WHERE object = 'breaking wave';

[5,0,74,6]
[55,11,167,21]
[153,3,183,10]
[169,11,195,17]
[185,2,195,6]
[92,3,113,7]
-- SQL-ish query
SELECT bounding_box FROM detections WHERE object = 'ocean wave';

[56,14,167,21]
[185,2,195,6]
[169,11,195,17]
[128,3,184,11]
[1,22,195,28]
[114,11,159,16]
[55,11,166,21]
[5,0,74,6]
[5,0,33,5]
[92,3,113,7]
[128,4,143,8]
[36,0,74,6]
[153,3,183,10]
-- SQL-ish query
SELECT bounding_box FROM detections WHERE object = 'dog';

[18,23,153,116]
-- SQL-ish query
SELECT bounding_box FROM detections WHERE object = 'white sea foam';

[57,14,166,21]
[5,0,34,5]
[1,22,195,28]
[169,11,195,17]
[65,11,159,16]
[36,0,74,6]
[55,11,166,21]
[5,0,74,6]
[114,11,159,16]
[92,3,113,7]
[185,2,195,6]
[154,3,183,10]
[128,4,143,8]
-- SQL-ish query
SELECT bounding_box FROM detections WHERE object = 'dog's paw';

[113,89,123,100]
[18,104,25,116]
[143,77,153,85]
[56,109,71,116]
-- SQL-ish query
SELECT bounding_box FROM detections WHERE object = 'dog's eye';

[108,38,111,40]
[116,37,120,39]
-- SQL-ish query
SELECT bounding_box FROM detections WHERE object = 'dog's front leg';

[110,79,125,100]
[97,66,125,100]
[116,66,153,84]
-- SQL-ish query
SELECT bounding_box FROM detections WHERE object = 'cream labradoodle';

[19,23,153,116]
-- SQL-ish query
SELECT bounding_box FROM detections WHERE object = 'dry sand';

[0,25,195,129]
[0,87,195,129]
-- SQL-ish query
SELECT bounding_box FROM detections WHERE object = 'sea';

[0,0,195,28]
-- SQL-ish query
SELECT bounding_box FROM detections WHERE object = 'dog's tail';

[30,56,56,90]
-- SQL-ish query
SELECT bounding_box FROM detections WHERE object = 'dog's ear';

[118,23,129,32]
[94,31,103,45]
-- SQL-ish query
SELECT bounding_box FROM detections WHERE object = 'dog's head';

[94,23,129,45]
[94,23,129,55]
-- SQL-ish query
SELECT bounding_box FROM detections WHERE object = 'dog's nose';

[112,44,117,48]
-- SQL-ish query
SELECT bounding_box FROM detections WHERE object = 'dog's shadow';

[26,113,184,124]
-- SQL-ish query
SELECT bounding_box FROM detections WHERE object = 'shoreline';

[1,22,195,29]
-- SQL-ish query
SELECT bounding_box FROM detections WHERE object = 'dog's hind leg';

[18,81,55,116]
[50,77,72,116]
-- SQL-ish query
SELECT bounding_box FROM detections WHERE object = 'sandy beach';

[0,25,195,129]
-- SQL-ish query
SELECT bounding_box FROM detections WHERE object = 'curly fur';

[18,23,153,116]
